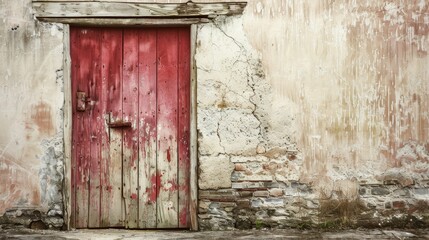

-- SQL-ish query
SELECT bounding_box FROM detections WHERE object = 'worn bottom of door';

[70,27,191,229]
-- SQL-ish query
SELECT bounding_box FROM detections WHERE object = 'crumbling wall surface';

[197,0,429,230]
[0,0,64,228]
[196,16,306,230]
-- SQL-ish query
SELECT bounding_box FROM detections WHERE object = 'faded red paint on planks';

[178,28,191,228]
[100,29,124,228]
[138,29,158,229]
[157,28,179,228]
[71,27,190,229]
[123,29,140,228]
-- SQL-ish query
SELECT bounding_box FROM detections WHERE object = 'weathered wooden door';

[70,27,190,229]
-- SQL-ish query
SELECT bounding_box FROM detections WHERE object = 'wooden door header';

[32,1,247,23]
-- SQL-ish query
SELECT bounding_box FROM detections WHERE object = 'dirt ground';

[0,226,428,240]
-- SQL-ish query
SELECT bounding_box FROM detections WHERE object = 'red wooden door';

[70,27,190,229]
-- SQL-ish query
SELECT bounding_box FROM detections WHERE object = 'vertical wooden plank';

[73,27,95,228]
[156,28,179,228]
[100,29,125,228]
[138,29,158,228]
[63,24,72,230]
[70,27,79,229]
[122,29,140,228]
[177,27,191,228]
[88,28,102,228]
[189,24,198,231]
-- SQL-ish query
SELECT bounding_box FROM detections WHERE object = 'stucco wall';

[197,0,429,229]
[243,0,429,189]
[0,0,64,228]
[0,0,428,230]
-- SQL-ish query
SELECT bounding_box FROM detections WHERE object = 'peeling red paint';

[166,147,171,162]
[179,207,187,226]
[148,171,162,202]
[130,193,137,200]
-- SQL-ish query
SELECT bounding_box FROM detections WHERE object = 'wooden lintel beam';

[37,17,210,26]
[32,1,247,18]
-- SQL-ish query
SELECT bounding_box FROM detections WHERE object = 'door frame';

[63,24,198,230]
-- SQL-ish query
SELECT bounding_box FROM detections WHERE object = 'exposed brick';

[371,187,390,195]
[392,201,406,209]
[237,199,251,208]
[199,190,238,201]
[254,191,269,197]
[238,191,253,197]
[269,188,284,197]
[235,163,247,171]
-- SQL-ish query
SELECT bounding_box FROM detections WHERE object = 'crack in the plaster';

[216,111,227,153]
[211,19,264,140]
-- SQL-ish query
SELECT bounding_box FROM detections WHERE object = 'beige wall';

[241,0,428,187]
[0,0,64,216]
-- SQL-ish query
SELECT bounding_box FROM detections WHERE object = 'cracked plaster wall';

[196,0,429,230]
[0,0,64,228]
[196,16,300,188]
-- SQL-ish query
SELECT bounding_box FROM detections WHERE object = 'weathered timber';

[189,24,198,231]
[137,29,157,229]
[122,29,140,229]
[178,27,191,228]
[36,17,209,26]
[32,2,247,18]
[156,28,179,228]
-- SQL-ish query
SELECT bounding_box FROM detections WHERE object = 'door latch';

[76,91,87,112]
[107,120,132,128]
[76,91,95,112]
[106,113,132,128]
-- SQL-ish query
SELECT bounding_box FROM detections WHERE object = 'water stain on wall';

[30,101,55,136]
[243,0,429,186]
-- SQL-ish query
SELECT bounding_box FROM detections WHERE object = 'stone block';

[233,171,274,181]
[393,189,410,197]
[252,198,284,208]
[269,188,284,197]
[414,188,429,195]
[199,155,234,190]
[235,163,247,171]
[232,182,266,189]
[371,187,390,195]
[237,199,251,208]
[253,191,269,197]
[200,190,238,201]
[238,191,253,197]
